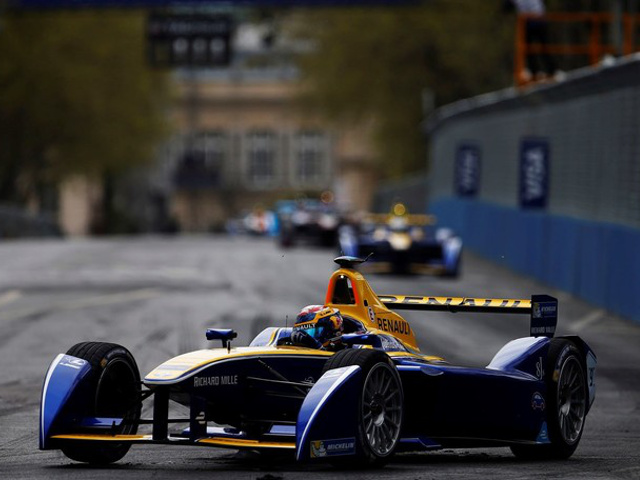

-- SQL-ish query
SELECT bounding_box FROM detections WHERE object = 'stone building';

[162,72,378,232]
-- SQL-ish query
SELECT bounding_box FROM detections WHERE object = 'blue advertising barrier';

[431,197,640,323]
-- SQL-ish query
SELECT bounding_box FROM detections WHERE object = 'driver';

[290,305,345,350]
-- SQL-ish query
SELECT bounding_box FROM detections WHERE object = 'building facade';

[162,72,377,232]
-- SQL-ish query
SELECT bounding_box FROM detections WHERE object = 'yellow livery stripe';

[387,351,446,363]
[197,438,295,449]
[379,295,531,314]
[364,213,436,226]
[144,346,332,383]
[51,434,295,450]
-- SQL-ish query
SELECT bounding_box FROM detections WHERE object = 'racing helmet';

[292,305,344,349]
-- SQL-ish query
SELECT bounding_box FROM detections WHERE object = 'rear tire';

[443,254,461,278]
[60,342,141,464]
[322,349,403,467]
[511,339,587,460]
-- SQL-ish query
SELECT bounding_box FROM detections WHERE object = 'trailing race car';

[277,198,341,248]
[40,256,596,467]
[226,207,278,237]
[339,203,462,276]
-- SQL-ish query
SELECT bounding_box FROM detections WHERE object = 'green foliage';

[293,1,514,176]
[0,10,171,203]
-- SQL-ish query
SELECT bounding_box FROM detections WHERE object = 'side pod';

[487,336,550,375]
[296,365,361,462]
[40,354,92,450]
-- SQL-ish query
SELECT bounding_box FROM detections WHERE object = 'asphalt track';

[0,236,639,480]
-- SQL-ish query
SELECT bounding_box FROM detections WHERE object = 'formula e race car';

[40,256,596,467]
[339,204,462,276]
[278,198,341,248]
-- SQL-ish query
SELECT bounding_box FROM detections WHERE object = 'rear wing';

[364,213,436,226]
[379,294,558,337]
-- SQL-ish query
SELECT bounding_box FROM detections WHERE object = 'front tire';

[60,342,141,464]
[322,349,404,467]
[511,339,587,460]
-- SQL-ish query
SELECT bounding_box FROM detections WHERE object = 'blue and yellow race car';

[339,204,463,276]
[40,256,596,467]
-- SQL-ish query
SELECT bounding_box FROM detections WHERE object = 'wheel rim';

[361,363,402,456]
[96,358,139,435]
[556,356,586,444]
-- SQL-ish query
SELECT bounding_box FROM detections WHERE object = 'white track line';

[0,288,161,322]
[56,288,161,311]
[570,309,606,333]
[0,290,22,308]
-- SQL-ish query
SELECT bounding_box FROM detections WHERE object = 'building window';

[294,131,327,184]
[246,130,277,186]
[174,131,227,189]
[196,131,227,172]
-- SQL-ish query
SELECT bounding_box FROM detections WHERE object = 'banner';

[11,0,417,8]
[454,143,481,197]
[519,138,550,209]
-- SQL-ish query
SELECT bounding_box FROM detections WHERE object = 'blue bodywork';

[40,354,92,449]
[339,223,462,276]
[296,365,362,461]
[293,334,595,456]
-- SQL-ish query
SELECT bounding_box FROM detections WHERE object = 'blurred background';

[1,1,640,477]
[1,0,639,322]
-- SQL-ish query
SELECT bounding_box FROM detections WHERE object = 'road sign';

[147,14,232,67]
[10,0,418,8]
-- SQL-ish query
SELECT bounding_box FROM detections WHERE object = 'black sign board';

[454,143,481,197]
[519,138,550,209]
[11,0,417,7]
[147,14,232,67]
[530,294,557,338]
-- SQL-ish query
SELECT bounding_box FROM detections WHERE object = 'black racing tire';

[60,342,141,464]
[279,223,295,248]
[443,253,462,278]
[322,349,404,467]
[279,233,294,248]
[511,338,588,460]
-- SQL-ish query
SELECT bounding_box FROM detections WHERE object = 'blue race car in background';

[40,256,596,467]
[277,198,341,248]
[339,203,462,276]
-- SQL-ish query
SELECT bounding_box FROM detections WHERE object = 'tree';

[0,10,171,206]
[293,1,514,177]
